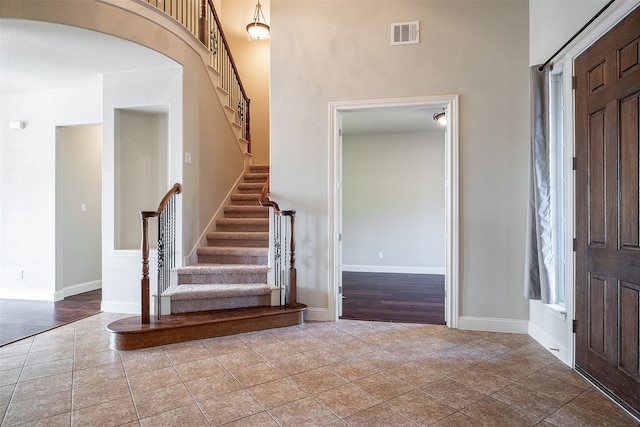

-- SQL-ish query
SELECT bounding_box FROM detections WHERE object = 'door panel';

[575,6,640,416]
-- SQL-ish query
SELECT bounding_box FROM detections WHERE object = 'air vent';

[391,21,419,46]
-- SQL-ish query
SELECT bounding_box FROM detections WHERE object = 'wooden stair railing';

[259,177,298,307]
[140,183,182,324]
[142,0,251,152]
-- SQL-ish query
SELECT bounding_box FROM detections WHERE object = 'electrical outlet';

[17,270,23,279]
[378,251,383,259]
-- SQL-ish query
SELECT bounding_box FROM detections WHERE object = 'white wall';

[271,0,530,325]
[0,86,101,301]
[57,125,102,297]
[342,131,445,274]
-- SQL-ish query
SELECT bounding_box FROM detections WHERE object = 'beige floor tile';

[0,367,21,387]
[199,389,263,425]
[186,370,243,401]
[10,411,71,427]
[315,383,381,419]
[302,346,350,366]
[353,371,415,401]
[133,382,195,419]
[491,383,564,418]
[222,411,280,426]
[571,388,640,426]
[387,389,457,425]
[24,346,74,365]
[431,411,482,427]
[0,342,31,359]
[72,395,137,426]
[268,351,322,375]
[545,399,639,427]
[290,367,347,394]
[268,396,339,427]
[139,402,209,427]
[162,341,212,365]
[216,349,264,370]
[252,340,297,360]
[128,365,182,395]
[19,357,73,381]
[229,361,285,387]
[517,369,588,404]
[72,360,125,386]
[3,389,71,426]
[448,366,512,394]
[11,371,72,403]
[201,335,249,356]
[462,396,542,426]
[73,349,120,371]
[345,403,416,427]
[72,377,131,409]
[326,357,380,382]
[0,354,26,372]
[385,362,444,388]
[420,377,486,409]
[120,351,172,377]
[173,355,226,382]
[247,377,308,409]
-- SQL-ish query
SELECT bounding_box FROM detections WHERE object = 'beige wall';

[221,0,271,165]
[270,1,530,322]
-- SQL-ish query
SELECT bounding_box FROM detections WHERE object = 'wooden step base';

[107,304,306,351]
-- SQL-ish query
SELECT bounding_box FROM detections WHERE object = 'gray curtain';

[524,64,557,304]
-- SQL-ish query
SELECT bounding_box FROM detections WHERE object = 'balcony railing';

[142,0,251,150]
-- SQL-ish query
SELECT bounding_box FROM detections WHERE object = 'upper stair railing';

[140,183,182,324]
[142,0,251,152]
[260,177,298,307]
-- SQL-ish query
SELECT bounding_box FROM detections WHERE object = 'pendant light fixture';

[247,0,270,40]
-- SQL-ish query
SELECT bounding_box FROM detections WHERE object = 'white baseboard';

[0,288,57,301]
[63,280,102,298]
[304,307,331,322]
[528,321,571,366]
[458,316,528,334]
[342,265,446,275]
[101,301,139,315]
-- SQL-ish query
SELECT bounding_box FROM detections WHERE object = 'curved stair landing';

[107,304,306,351]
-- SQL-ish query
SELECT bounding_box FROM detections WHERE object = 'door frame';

[553,2,639,368]
[329,95,459,327]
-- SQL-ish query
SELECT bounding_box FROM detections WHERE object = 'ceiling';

[0,19,178,94]
[341,107,446,135]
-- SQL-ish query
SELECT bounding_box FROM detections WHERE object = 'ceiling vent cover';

[391,21,419,46]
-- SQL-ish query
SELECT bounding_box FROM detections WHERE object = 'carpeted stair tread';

[237,182,264,193]
[171,283,271,300]
[230,194,262,205]
[223,206,269,218]
[243,172,269,182]
[197,246,268,256]
[249,164,269,173]
[206,231,269,247]
[178,264,268,274]
[215,218,269,232]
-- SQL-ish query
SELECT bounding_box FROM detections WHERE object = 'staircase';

[107,165,305,351]
[171,164,271,313]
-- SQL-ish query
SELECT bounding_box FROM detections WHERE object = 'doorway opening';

[330,95,459,327]
[55,124,103,301]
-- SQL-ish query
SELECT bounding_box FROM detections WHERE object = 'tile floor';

[0,313,638,426]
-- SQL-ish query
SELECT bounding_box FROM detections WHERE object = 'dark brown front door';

[575,6,640,416]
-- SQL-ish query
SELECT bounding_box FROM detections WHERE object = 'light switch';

[80,203,87,212]
[185,152,192,164]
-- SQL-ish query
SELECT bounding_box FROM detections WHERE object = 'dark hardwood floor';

[341,272,445,324]
[0,289,102,346]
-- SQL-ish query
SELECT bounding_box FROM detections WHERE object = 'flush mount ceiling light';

[433,112,446,126]
[247,0,270,40]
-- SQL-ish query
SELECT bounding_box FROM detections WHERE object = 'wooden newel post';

[287,211,297,307]
[198,0,208,48]
[140,212,155,325]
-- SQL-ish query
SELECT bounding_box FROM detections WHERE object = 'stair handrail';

[140,183,182,324]
[142,0,251,152]
[259,177,297,307]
